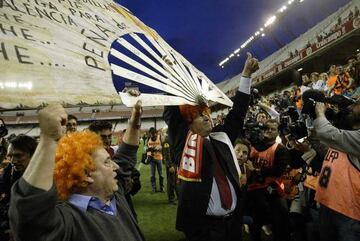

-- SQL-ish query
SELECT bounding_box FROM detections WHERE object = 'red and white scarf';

[178,131,204,182]
[178,131,242,184]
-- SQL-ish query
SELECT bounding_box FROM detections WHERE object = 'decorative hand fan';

[0,0,231,109]
[109,32,233,107]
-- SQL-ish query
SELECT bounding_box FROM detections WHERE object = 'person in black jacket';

[164,53,259,241]
[9,96,145,241]
[0,135,37,241]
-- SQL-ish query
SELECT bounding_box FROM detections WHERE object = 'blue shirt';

[68,194,117,216]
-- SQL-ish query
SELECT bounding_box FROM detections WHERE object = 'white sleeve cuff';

[238,76,252,94]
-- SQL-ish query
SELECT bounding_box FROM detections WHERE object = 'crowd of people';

[259,50,360,116]
[0,50,359,241]
[287,5,359,60]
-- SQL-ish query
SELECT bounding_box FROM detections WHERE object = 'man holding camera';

[146,127,164,193]
[247,119,291,241]
[314,102,360,241]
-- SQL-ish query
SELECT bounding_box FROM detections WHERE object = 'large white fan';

[110,32,233,107]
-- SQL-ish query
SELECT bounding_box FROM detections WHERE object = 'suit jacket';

[163,91,250,232]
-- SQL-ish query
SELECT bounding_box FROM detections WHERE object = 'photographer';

[146,127,164,193]
[313,102,360,241]
[247,119,291,241]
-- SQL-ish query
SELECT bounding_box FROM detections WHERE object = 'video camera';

[302,89,355,129]
[243,120,265,145]
[279,106,308,141]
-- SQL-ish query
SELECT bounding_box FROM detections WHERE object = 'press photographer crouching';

[311,100,360,241]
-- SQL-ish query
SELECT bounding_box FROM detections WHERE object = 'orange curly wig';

[179,104,211,124]
[54,130,103,200]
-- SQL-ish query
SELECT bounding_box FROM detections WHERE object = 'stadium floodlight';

[236,54,240,57]
[279,5,287,12]
[261,33,265,37]
[288,0,294,4]
[260,28,264,32]
[229,53,234,58]
[299,0,304,2]
[219,57,229,66]
[265,16,277,27]
[234,48,241,54]
[255,31,260,36]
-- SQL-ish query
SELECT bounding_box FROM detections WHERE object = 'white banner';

[0,0,163,108]
[0,0,232,109]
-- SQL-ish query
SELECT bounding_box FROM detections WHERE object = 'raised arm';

[10,105,68,241]
[123,99,142,146]
[314,102,360,157]
[113,98,143,181]
[22,105,67,191]
[214,53,259,143]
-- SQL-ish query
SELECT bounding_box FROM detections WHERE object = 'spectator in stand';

[326,64,338,95]
[301,74,312,93]
[66,114,78,133]
[337,16,342,26]
[355,5,359,17]
[313,72,328,92]
[292,86,303,112]
[310,72,319,87]
[9,102,145,241]
[0,135,37,241]
[348,9,354,20]
[328,65,353,96]
[345,54,360,89]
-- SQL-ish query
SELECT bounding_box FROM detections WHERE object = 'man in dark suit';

[164,53,259,241]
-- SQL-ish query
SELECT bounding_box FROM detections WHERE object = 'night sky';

[116,0,351,84]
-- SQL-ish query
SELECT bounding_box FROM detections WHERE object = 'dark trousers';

[319,205,360,241]
[150,159,163,191]
[247,188,290,241]
[165,166,178,202]
[184,215,242,241]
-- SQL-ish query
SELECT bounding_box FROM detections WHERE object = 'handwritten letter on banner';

[0,0,167,108]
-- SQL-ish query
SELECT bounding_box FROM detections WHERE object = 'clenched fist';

[38,104,67,141]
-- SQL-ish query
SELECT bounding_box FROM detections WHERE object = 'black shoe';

[159,189,165,193]
[168,200,177,205]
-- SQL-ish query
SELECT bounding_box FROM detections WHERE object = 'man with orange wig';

[9,97,145,241]
[164,53,259,241]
